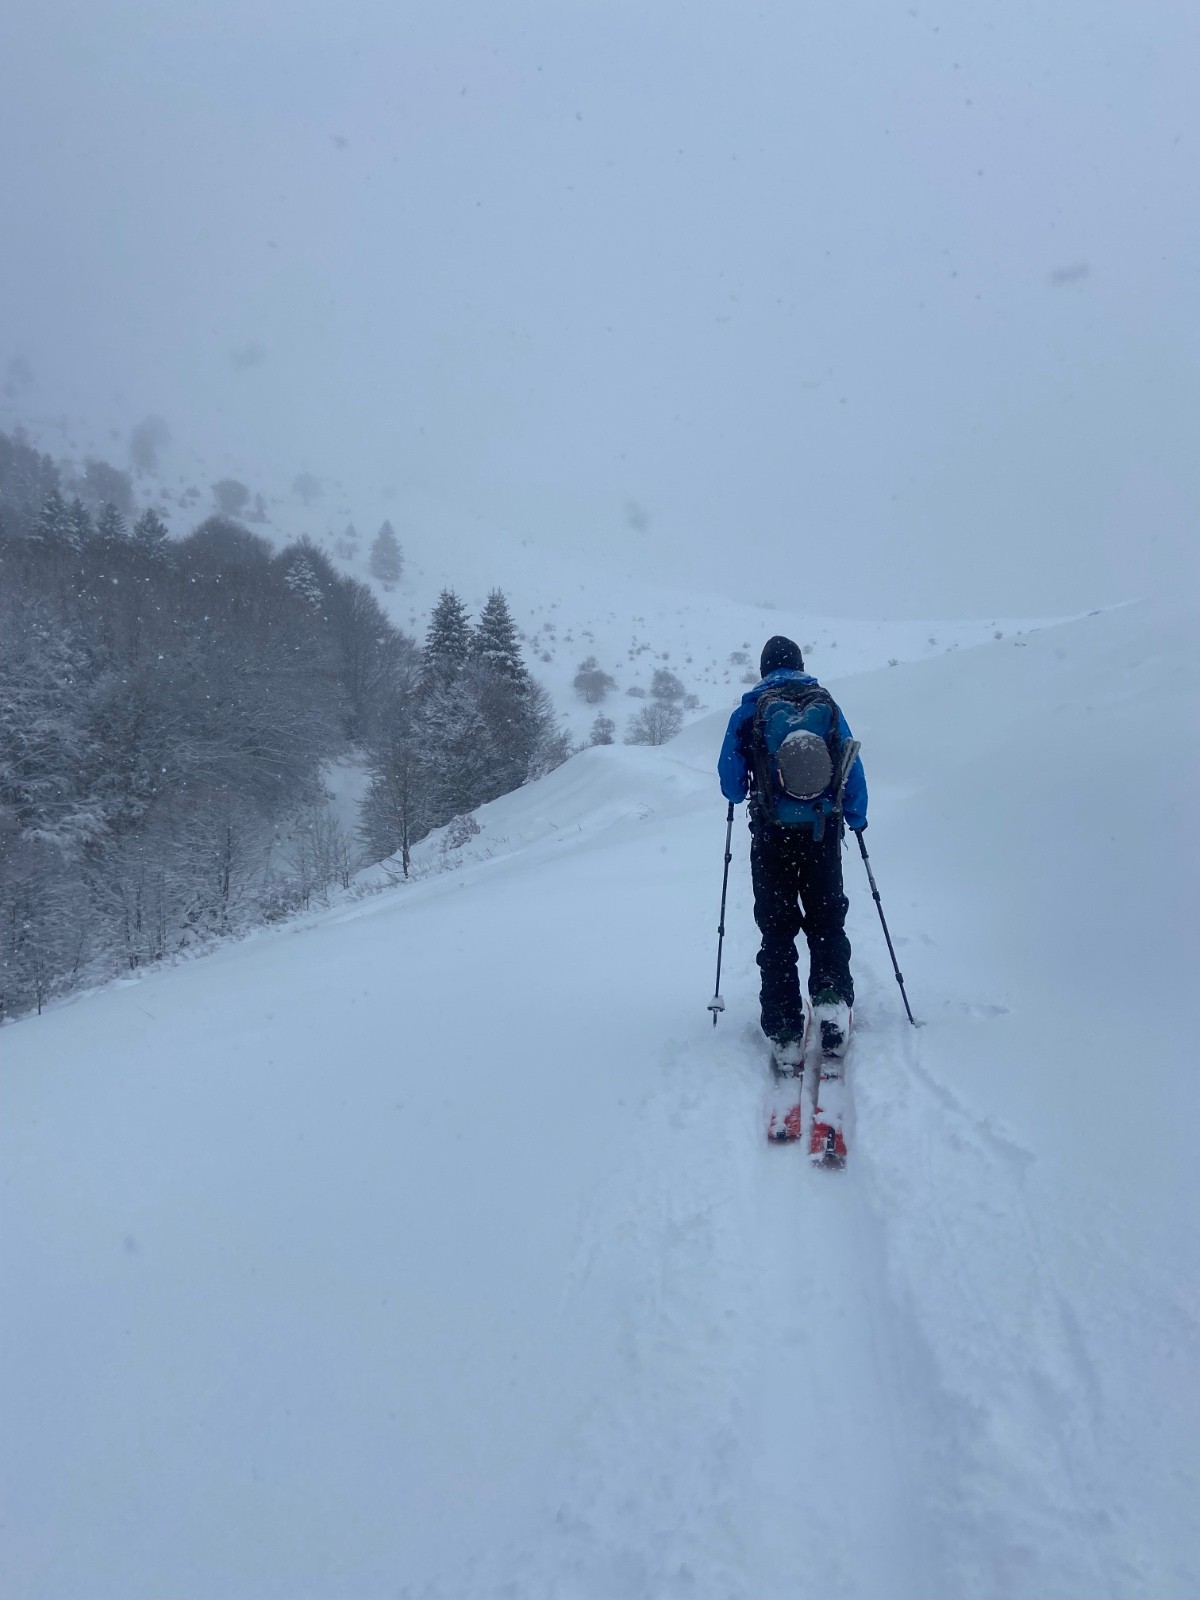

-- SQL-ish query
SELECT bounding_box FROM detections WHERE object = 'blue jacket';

[718,670,868,831]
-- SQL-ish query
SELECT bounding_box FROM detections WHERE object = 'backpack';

[747,682,861,840]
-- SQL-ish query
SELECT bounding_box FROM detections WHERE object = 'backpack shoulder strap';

[747,690,776,801]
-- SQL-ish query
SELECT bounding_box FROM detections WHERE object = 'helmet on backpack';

[748,678,860,840]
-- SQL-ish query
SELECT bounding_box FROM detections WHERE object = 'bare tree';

[360,697,427,879]
[625,701,683,746]
[285,805,356,909]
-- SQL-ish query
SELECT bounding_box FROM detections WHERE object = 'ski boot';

[811,991,851,1059]
[769,1030,807,1072]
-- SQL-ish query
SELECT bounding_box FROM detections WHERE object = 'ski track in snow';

[404,948,1120,1600]
[853,994,1120,1600]
[407,891,1171,1600]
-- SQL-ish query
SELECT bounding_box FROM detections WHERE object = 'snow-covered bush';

[442,813,482,852]
[650,667,685,703]
[573,656,617,704]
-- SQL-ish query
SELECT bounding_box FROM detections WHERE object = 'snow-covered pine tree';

[523,679,573,778]
[471,590,529,685]
[418,674,494,827]
[131,508,169,559]
[368,520,403,588]
[422,588,472,686]
[284,550,325,611]
[68,497,94,549]
[95,502,128,544]
[465,590,536,800]
[35,488,72,547]
[0,432,61,537]
[417,593,493,822]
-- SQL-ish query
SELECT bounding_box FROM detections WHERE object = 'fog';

[2,0,1197,616]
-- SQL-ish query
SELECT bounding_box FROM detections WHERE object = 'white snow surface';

[3,596,1198,1599]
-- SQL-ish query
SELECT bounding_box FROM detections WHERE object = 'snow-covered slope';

[3,597,1197,1599]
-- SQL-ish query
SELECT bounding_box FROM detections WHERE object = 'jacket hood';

[737,668,817,710]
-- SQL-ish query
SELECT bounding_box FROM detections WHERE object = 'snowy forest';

[0,426,569,1020]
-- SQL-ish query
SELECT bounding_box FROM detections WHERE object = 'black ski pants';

[750,819,853,1040]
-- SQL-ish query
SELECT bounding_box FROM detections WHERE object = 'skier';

[717,635,867,1065]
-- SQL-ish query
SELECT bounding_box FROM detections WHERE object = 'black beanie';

[760,635,804,677]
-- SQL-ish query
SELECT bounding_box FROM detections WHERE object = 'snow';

[3,596,1198,1598]
[320,754,373,850]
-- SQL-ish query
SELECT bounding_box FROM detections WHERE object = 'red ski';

[764,1007,852,1159]
[809,1006,852,1168]
[809,1057,848,1168]
[765,1014,809,1143]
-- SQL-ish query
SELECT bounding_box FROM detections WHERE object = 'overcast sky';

[2,0,1197,616]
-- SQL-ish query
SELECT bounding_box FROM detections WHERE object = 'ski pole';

[853,829,918,1027]
[707,803,735,1025]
